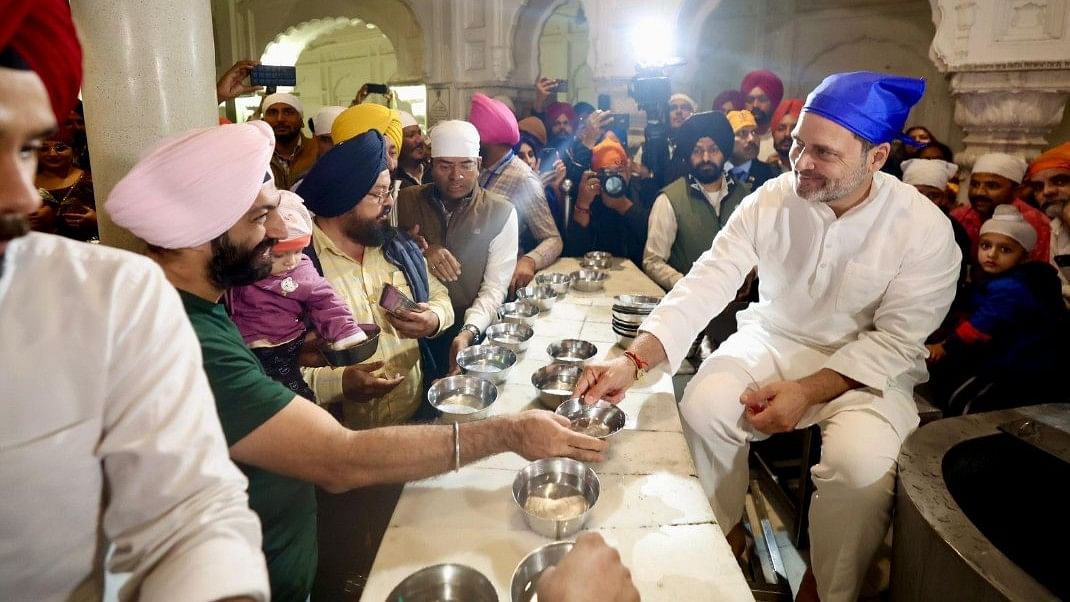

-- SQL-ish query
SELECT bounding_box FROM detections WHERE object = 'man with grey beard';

[576,72,961,602]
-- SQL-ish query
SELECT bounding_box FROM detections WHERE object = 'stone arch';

[509,0,586,85]
[254,0,427,83]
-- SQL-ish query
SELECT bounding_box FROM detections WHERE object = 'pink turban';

[107,121,275,249]
[470,93,519,146]
[740,70,784,109]
[545,102,576,127]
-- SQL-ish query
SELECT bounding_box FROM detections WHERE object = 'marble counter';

[360,257,753,601]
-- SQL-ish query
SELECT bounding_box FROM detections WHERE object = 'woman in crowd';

[34,126,97,241]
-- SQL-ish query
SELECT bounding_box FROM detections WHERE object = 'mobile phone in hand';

[365,83,390,95]
[250,65,296,87]
[379,283,420,314]
[555,79,569,93]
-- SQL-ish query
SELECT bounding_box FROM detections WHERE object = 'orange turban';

[1026,141,1070,179]
[771,98,803,131]
[591,134,627,171]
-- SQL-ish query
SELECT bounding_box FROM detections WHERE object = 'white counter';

[360,257,753,601]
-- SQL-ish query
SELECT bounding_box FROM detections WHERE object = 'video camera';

[598,169,626,198]
[628,59,684,188]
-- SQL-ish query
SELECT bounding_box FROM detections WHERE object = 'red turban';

[770,98,803,131]
[740,70,784,109]
[545,102,576,127]
[712,90,746,112]
[1026,141,1070,179]
[0,0,83,122]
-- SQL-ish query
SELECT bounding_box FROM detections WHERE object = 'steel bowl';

[484,322,535,355]
[613,294,662,311]
[584,251,612,262]
[555,399,627,439]
[386,563,498,602]
[498,300,540,326]
[535,272,572,297]
[515,284,558,312]
[512,457,600,539]
[457,344,517,385]
[427,375,498,423]
[615,332,636,349]
[546,339,598,364]
[612,311,646,326]
[569,269,608,292]
[580,256,611,270]
[531,362,584,409]
[318,323,381,367]
[510,541,575,602]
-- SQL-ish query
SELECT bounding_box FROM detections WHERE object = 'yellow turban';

[331,103,403,151]
[726,110,757,133]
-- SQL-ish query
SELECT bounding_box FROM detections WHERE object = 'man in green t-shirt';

[106,121,608,602]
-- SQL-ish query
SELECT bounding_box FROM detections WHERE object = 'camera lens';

[601,173,625,197]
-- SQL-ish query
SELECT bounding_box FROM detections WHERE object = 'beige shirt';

[302,225,454,428]
[0,233,268,602]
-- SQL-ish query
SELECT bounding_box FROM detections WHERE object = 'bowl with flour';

[512,457,600,539]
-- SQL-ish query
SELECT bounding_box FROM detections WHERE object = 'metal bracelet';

[452,421,461,472]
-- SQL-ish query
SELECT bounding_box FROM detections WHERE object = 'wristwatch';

[461,323,481,341]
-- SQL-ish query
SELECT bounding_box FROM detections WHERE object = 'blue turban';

[802,71,925,146]
[298,130,388,218]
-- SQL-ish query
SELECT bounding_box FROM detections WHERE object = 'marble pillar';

[70,0,219,252]
[929,0,1070,167]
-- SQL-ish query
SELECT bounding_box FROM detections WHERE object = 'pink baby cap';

[107,121,275,249]
[274,190,313,252]
[469,92,520,146]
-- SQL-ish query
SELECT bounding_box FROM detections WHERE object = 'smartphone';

[365,83,390,95]
[250,65,296,88]
[537,147,560,174]
[607,113,630,147]
[555,79,569,93]
[597,94,611,111]
[379,283,419,314]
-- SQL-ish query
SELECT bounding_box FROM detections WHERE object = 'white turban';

[670,93,697,112]
[398,110,419,129]
[262,92,303,116]
[901,158,958,189]
[430,120,480,158]
[980,204,1037,252]
[107,121,275,249]
[311,106,345,137]
[972,152,1028,184]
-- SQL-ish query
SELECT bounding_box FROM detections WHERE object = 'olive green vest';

[662,176,749,276]
[396,183,513,316]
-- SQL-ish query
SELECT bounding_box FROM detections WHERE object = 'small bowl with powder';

[554,399,626,439]
[512,457,600,539]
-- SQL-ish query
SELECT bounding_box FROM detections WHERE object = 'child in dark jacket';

[226,191,367,399]
[927,205,1067,412]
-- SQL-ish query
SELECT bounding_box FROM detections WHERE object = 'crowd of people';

[3,2,1069,602]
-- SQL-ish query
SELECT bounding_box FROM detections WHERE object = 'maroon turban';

[545,101,576,127]
[712,90,746,112]
[0,0,84,122]
[740,70,784,109]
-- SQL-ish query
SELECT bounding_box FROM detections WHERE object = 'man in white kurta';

[0,5,269,600]
[575,71,960,602]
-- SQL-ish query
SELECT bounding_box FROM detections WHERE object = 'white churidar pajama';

[641,172,961,601]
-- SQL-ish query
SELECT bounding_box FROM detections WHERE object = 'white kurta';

[463,207,519,331]
[0,234,268,602]
[641,171,960,602]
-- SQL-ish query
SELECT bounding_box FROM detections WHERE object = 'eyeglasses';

[365,188,391,206]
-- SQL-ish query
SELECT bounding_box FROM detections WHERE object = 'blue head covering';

[802,71,925,146]
[298,129,388,218]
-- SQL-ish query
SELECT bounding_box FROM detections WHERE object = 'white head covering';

[262,92,303,116]
[311,106,345,137]
[277,190,312,242]
[979,204,1037,252]
[398,110,419,129]
[430,120,480,158]
[670,93,697,111]
[901,158,958,189]
[972,152,1028,184]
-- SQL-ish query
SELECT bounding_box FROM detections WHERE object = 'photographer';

[566,135,651,266]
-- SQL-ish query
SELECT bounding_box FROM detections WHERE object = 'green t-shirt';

[180,290,318,602]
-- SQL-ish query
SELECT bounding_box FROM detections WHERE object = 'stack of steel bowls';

[580,251,612,270]
[611,294,661,348]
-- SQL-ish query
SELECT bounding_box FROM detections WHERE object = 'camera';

[627,59,684,188]
[598,170,626,198]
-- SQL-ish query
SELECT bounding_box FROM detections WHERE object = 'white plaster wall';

[293,24,399,119]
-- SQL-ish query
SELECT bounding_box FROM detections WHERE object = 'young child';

[926,205,1066,412]
[227,190,367,400]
